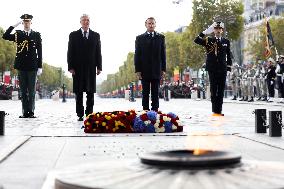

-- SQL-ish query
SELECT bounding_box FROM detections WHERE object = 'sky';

[0,0,192,83]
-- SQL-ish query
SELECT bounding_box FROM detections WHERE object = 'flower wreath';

[133,111,183,133]
[83,110,183,133]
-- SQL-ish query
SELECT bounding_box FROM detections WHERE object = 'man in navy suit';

[134,17,166,111]
[194,21,232,116]
[67,14,102,121]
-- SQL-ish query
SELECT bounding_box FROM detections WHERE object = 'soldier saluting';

[194,21,232,116]
[2,14,42,118]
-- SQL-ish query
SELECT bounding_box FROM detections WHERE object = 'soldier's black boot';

[257,97,262,101]
[239,97,244,101]
[231,96,237,100]
[262,96,267,101]
[244,96,248,101]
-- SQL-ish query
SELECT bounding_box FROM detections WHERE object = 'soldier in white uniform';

[247,64,256,102]
[239,65,248,101]
[254,64,262,101]
[230,64,239,100]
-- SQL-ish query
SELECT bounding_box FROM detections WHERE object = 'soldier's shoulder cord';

[205,37,216,53]
[14,30,22,44]
[205,36,209,45]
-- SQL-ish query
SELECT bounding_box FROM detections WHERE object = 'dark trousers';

[267,80,275,97]
[18,71,37,115]
[208,72,226,114]
[75,92,94,117]
[142,79,160,111]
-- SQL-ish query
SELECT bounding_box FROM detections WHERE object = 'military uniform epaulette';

[156,32,164,37]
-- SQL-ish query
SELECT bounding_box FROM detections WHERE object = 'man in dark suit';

[2,14,42,118]
[134,17,166,111]
[67,14,102,121]
[194,21,232,116]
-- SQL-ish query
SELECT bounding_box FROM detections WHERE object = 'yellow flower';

[96,121,99,124]
[96,114,100,117]
[102,122,106,126]
[86,122,90,126]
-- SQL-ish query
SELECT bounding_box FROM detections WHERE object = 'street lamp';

[58,67,66,103]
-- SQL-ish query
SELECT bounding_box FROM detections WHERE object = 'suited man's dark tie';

[83,31,87,39]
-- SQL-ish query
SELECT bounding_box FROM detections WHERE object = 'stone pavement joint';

[235,133,284,151]
[0,136,31,163]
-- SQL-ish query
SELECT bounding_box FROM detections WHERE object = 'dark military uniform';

[194,26,232,114]
[266,64,276,99]
[2,14,42,118]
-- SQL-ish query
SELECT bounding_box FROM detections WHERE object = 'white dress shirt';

[24,29,31,36]
[81,28,90,39]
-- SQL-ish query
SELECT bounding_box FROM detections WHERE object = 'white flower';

[156,120,160,124]
[172,125,177,130]
[154,123,159,128]
[155,126,165,133]
[163,116,167,121]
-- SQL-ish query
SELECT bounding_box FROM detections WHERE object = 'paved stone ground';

[0,96,283,189]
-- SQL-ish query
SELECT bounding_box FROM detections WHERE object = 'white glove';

[202,23,214,35]
[270,81,273,85]
[37,68,42,76]
[13,21,22,28]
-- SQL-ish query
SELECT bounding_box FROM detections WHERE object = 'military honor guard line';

[2,14,284,121]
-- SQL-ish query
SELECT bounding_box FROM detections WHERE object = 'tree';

[179,28,205,69]
[0,27,16,79]
[164,32,181,77]
[99,52,137,93]
[190,0,244,40]
[38,63,73,92]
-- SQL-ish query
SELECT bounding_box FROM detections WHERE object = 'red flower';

[140,114,148,121]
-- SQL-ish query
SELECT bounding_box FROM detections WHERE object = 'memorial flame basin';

[140,149,241,168]
[52,149,284,189]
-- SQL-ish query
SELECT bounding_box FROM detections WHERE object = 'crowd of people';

[228,55,284,103]
[0,82,16,100]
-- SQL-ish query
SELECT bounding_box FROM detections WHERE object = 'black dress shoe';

[78,117,84,121]
[29,112,37,118]
[19,114,29,118]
